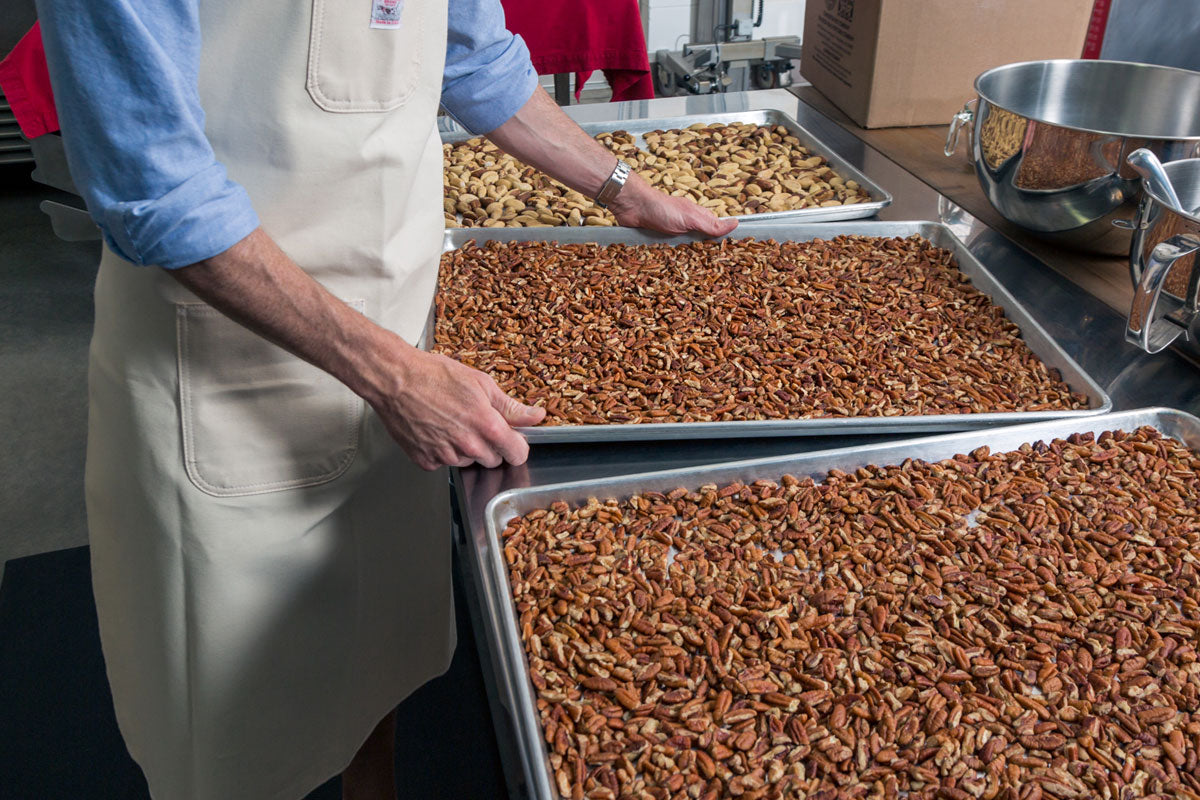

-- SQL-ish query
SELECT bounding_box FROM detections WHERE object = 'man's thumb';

[492,386,546,427]
[705,214,738,237]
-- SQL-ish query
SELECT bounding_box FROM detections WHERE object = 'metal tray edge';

[442,108,893,225]
[479,490,559,800]
[489,408,1200,523]
[478,406,1200,800]
[441,220,1113,441]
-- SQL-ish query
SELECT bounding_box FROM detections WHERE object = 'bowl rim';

[974,59,1200,141]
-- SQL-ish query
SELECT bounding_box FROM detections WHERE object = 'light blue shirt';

[34,0,538,269]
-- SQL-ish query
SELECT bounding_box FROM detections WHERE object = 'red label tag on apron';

[369,0,403,29]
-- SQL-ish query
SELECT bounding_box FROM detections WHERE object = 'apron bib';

[85,1,453,797]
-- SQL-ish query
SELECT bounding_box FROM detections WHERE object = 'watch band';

[595,160,632,209]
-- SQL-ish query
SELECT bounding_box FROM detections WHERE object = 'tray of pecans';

[479,407,1200,800]
[439,110,892,228]
[435,222,1111,441]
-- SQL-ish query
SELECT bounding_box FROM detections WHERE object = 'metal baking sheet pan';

[476,406,1200,800]
[439,221,1113,442]
[440,109,892,224]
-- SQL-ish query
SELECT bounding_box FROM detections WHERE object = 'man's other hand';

[608,173,739,237]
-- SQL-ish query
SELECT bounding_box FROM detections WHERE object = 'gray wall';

[1,0,38,56]
[1101,0,1200,72]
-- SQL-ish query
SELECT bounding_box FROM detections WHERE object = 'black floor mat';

[0,546,507,799]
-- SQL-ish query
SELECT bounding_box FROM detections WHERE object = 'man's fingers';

[431,445,464,470]
[489,383,547,427]
[412,453,440,472]
[472,399,530,465]
[711,216,738,236]
[435,423,506,469]
[473,409,531,466]
[461,435,503,469]
[691,204,737,237]
[418,435,503,470]
[493,427,531,467]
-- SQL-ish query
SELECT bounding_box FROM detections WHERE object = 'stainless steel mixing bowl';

[945,60,1200,254]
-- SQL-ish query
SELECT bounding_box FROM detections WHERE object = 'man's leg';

[342,710,398,800]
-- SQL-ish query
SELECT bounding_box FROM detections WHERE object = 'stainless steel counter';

[452,88,1200,506]
[447,88,1200,799]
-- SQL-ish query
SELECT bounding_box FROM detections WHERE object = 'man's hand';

[370,350,545,470]
[608,173,738,237]
[486,88,739,238]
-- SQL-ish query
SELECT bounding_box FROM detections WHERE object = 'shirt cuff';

[97,163,260,269]
[441,33,538,134]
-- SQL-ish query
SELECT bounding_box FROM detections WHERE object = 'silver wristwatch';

[595,160,632,209]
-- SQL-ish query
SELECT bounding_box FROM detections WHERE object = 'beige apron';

[85,1,453,798]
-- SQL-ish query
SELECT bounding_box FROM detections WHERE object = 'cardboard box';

[801,0,1094,128]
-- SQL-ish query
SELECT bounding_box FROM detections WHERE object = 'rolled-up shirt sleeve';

[35,0,259,269]
[442,0,539,134]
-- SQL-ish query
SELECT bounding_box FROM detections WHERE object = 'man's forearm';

[166,228,543,469]
[168,227,411,409]
[484,87,618,200]
[486,87,737,236]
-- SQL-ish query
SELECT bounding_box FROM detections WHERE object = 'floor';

[0,164,509,798]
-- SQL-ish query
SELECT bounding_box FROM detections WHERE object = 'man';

[36,0,735,797]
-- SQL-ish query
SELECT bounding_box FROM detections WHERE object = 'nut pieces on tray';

[442,123,872,228]
[434,236,1088,425]
[501,426,1200,799]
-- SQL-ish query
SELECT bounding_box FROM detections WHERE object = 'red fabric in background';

[1081,0,1110,58]
[0,23,60,138]
[501,0,654,101]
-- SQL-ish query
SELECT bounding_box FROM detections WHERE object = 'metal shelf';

[0,96,33,162]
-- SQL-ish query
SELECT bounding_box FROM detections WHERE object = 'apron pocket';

[306,0,425,112]
[177,302,366,497]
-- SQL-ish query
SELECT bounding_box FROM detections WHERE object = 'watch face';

[597,161,631,208]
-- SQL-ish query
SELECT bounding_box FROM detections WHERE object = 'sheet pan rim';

[440,219,1113,441]
[477,405,1200,800]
